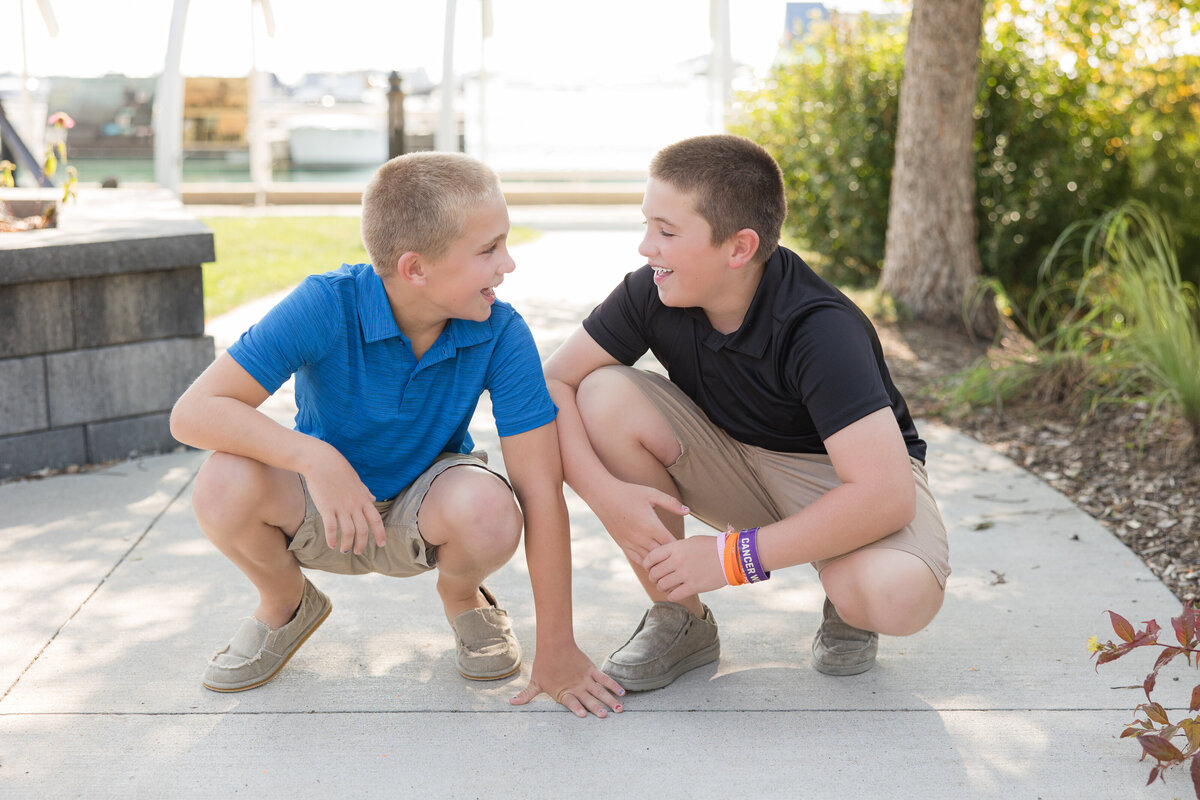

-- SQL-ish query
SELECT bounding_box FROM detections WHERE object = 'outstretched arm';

[500,421,625,718]
[542,328,689,561]
[170,353,385,554]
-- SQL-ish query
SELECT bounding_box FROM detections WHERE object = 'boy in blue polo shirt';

[170,152,624,718]
[543,135,950,691]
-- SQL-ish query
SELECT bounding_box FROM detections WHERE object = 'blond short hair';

[650,135,787,265]
[361,152,503,276]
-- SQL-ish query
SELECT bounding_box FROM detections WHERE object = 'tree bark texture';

[880,0,997,337]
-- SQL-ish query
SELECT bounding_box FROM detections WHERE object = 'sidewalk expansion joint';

[0,706,1158,717]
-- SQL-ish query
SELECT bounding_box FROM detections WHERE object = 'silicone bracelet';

[736,527,771,583]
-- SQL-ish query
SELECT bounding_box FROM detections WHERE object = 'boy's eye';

[641,220,674,237]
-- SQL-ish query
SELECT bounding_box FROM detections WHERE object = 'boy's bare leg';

[417,465,523,620]
[192,452,308,629]
[819,547,944,636]
[576,368,704,619]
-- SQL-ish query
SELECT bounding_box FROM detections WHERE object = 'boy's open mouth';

[653,266,673,283]
[481,287,496,301]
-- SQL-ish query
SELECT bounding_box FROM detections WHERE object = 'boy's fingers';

[591,687,623,714]
[370,512,387,547]
[578,693,609,718]
[353,509,377,555]
[595,670,626,698]
[510,680,543,706]
[642,543,671,571]
[339,516,356,553]
[557,691,588,718]
[649,494,690,517]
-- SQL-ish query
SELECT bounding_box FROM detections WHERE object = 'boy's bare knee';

[576,366,639,427]
[423,468,521,558]
[822,550,943,636]
[193,452,274,530]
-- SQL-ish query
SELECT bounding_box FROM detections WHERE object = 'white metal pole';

[709,0,732,133]
[478,0,490,163]
[19,0,35,152]
[436,0,458,152]
[248,0,270,205]
[153,0,189,194]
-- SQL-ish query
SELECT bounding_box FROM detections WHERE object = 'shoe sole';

[458,661,522,681]
[202,601,333,693]
[811,641,877,676]
[604,640,720,692]
[811,657,876,676]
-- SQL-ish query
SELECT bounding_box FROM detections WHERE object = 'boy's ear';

[728,228,760,269]
[396,251,427,285]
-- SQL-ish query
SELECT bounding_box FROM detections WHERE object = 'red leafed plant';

[1091,604,1200,795]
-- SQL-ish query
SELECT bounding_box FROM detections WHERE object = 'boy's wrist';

[291,435,340,476]
[720,525,771,586]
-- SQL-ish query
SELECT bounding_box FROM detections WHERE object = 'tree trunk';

[880,0,997,338]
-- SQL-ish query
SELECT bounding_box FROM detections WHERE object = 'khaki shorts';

[616,367,950,588]
[287,451,510,578]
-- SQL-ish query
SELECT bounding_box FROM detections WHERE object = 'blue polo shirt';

[227,263,557,499]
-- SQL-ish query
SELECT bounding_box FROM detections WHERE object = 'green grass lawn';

[201,216,538,320]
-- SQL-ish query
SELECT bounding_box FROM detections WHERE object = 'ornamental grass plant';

[944,201,1200,460]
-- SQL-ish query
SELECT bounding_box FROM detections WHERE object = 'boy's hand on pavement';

[596,481,689,562]
[510,646,626,718]
[304,452,387,555]
[644,535,725,601]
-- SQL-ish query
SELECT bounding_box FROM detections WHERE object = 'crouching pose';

[543,135,950,691]
[171,152,623,718]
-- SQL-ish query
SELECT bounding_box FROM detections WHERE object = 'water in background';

[59,75,719,185]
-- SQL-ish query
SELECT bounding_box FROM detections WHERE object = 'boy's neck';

[380,274,448,360]
[702,259,766,335]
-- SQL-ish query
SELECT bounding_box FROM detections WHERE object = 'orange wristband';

[721,527,748,586]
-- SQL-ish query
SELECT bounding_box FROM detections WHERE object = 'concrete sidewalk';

[0,219,1190,798]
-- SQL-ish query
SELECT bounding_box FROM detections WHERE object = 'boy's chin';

[655,286,687,308]
[461,306,494,322]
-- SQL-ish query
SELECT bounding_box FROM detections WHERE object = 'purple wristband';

[737,527,771,583]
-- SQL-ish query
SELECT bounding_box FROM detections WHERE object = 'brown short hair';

[649,135,786,264]
[360,152,503,276]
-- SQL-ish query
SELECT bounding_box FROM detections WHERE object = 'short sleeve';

[581,267,655,365]
[226,277,340,395]
[485,311,558,438]
[787,306,892,441]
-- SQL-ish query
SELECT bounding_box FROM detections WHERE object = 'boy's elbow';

[169,393,198,446]
[168,403,187,445]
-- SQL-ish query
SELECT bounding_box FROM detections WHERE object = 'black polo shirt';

[582,246,926,462]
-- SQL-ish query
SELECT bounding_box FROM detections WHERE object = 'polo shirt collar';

[357,266,401,343]
[695,248,784,357]
[354,265,494,352]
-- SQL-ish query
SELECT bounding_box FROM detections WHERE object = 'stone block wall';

[0,188,216,480]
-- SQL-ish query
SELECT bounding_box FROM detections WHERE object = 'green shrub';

[733,2,1200,326]
[733,12,905,286]
[974,43,1133,314]
[1096,202,1200,450]
[945,201,1200,458]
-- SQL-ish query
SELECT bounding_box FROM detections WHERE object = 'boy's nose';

[637,234,654,259]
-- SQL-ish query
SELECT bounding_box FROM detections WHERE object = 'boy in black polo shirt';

[543,134,950,691]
